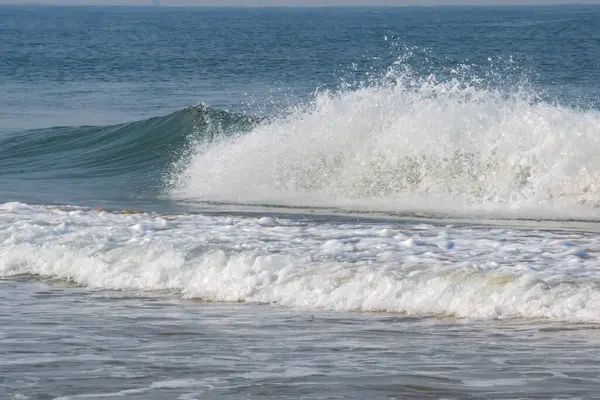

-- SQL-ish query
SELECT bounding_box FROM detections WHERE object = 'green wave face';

[0,105,258,207]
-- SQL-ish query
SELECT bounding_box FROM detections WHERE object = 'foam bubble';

[257,217,277,227]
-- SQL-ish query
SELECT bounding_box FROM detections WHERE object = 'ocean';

[2,4,600,399]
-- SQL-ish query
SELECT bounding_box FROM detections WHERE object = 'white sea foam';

[171,62,600,220]
[2,203,600,322]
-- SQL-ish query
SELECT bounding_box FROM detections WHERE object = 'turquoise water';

[3,5,600,399]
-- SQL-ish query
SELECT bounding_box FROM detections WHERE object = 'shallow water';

[3,278,600,400]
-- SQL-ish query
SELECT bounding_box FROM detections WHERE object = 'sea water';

[2,5,600,399]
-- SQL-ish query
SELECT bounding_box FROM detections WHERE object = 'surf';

[169,60,600,221]
[2,201,600,323]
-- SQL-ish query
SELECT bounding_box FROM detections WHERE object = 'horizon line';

[1,2,598,7]
[0,1,600,9]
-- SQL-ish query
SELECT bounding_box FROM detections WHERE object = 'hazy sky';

[1,0,598,6]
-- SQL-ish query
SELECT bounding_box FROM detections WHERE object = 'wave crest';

[171,63,600,220]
